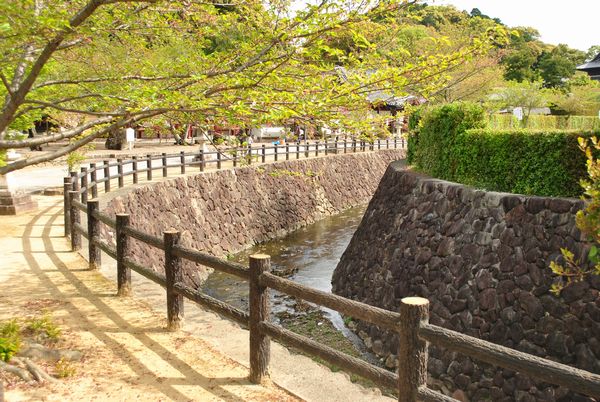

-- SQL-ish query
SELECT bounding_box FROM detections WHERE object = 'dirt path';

[0,196,299,402]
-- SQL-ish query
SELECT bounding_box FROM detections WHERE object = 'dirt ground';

[0,196,299,402]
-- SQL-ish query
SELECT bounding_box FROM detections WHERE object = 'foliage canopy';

[0,0,503,172]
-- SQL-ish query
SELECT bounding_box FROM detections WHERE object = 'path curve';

[0,196,298,401]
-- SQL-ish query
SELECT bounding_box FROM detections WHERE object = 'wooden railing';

[62,144,600,402]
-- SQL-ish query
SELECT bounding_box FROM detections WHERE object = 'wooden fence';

[62,143,600,401]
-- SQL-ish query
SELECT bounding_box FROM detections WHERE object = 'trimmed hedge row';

[487,114,600,131]
[408,103,599,197]
[453,129,596,197]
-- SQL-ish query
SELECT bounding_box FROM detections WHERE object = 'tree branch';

[0,116,114,149]
[21,100,125,117]
[33,74,193,90]
[0,73,14,98]
[0,111,161,174]
[0,0,159,134]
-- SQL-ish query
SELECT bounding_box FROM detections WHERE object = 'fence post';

[305,143,309,158]
[344,140,347,154]
[90,163,98,198]
[199,150,205,172]
[164,230,184,331]
[378,139,381,150]
[262,144,266,163]
[324,140,328,155]
[217,151,222,169]
[394,138,398,149]
[398,297,429,402]
[274,144,278,162]
[248,144,253,165]
[233,148,238,167]
[315,141,319,157]
[70,171,78,192]
[103,160,111,192]
[63,177,71,237]
[87,199,101,270]
[285,143,290,160]
[132,157,138,184]
[180,151,186,174]
[116,214,131,297]
[117,159,124,187]
[352,139,357,153]
[80,167,88,203]
[296,143,300,159]
[147,155,152,181]
[386,138,390,149]
[68,191,81,251]
[162,153,168,177]
[249,254,271,384]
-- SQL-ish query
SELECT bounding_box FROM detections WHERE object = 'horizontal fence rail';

[259,320,398,389]
[260,272,401,331]
[419,323,600,398]
[60,138,600,401]
[172,245,249,280]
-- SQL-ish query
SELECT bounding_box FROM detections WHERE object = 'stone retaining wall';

[332,162,600,402]
[103,150,405,287]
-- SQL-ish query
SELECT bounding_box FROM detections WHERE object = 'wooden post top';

[401,297,429,306]
[250,254,270,260]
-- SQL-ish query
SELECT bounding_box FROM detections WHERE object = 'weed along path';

[0,196,299,401]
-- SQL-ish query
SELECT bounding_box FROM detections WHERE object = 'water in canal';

[201,204,368,348]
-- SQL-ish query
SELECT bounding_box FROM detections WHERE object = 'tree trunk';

[105,128,125,150]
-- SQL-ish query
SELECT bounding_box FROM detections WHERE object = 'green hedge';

[408,103,599,197]
[408,102,486,178]
[453,129,597,197]
[487,114,600,131]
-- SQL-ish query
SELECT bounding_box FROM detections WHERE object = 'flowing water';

[201,204,369,351]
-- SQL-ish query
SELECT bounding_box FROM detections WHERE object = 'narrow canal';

[201,204,375,360]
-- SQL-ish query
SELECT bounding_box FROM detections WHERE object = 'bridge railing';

[62,144,600,402]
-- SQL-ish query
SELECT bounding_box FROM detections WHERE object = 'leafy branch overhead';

[0,0,505,173]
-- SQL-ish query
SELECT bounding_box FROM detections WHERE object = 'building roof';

[334,66,426,109]
[366,92,425,109]
[577,53,600,71]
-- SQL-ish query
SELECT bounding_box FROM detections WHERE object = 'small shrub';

[0,319,21,362]
[55,358,77,378]
[66,151,86,172]
[0,337,19,362]
[27,313,61,342]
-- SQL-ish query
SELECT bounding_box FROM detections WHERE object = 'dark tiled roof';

[577,53,600,70]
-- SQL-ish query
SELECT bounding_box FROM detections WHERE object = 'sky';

[436,0,598,52]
